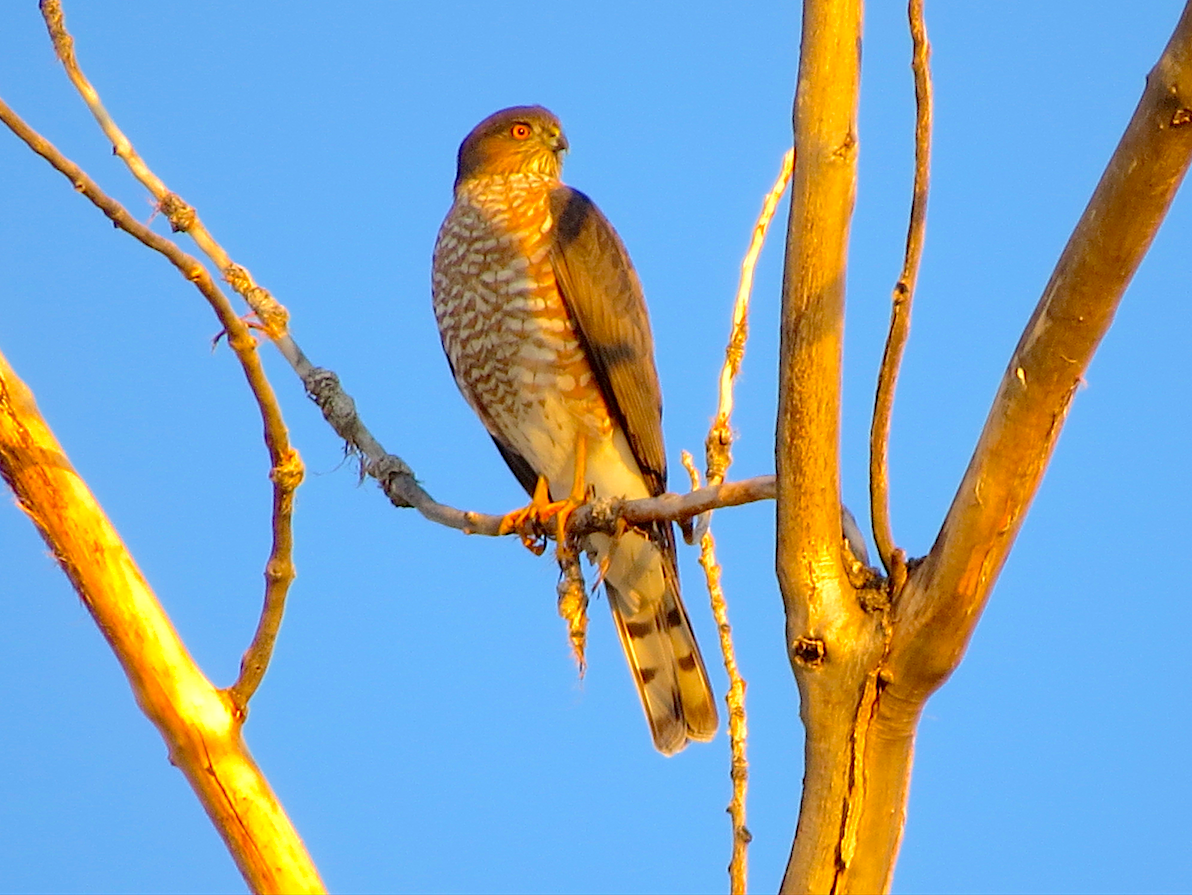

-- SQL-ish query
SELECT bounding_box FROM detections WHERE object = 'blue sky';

[1,2,1189,893]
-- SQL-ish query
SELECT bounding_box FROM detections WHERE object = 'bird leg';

[498,474,556,554]
[497,434,590,557]
[550,432,589,560]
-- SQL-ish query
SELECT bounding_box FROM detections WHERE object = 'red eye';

[510,123,532,140]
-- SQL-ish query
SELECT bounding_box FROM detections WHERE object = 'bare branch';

[693,153,794,893]
[775,0,861,613]
[39,0,290,341]
[706,148,795,486]
[891,0,1192,695]
[0,349,324,895]
[39,0,311,712]
[838,5,1192,893]
[870,0,933,579]
[776,1,902,892]
[0,97,303,717]
[681,453,751,895]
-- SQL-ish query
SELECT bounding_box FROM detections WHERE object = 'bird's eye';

[510,123,532,140]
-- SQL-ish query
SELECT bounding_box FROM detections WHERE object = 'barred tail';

[599,530,718,755]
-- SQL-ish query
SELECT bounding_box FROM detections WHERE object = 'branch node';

[224,264,289,337]
[270,448,305,491]
[159,191,196,232]
[791,637,826,667]
[857,586,891,614]
[368,454,415,504]
[305,367,359,435]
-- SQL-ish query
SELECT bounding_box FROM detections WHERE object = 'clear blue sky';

[2,2,1189,893]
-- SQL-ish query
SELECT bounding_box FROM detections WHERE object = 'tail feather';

[597,529,718,755]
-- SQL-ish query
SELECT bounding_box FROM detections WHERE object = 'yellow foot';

[499,475,572,555]
[551,432,591,560]
[499,434,591,557]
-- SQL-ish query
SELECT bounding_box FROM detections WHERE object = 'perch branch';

[34,0,785,563]
[0,92,777,580]
[0,349,323,895]
[870,0,933,579]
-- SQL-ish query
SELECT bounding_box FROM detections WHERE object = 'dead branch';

[0,96,302,717]
[706,148,795,486]
[693,149,793,894]
[681,454,751,895]
[0,349,324,895]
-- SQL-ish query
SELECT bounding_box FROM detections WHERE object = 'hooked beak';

[548,128,569,155]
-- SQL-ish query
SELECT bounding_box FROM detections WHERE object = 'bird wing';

[548,186,667,497]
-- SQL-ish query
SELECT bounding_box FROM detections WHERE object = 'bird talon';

[500,475,573,555]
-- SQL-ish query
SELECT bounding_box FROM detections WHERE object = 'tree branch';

[39,0,291,342]
[838,4,1192,892]
[776,0,891,892]
[0,96,303,716]
[707,148,795,486]
[893,0,1192,699]
[870,0,932,580]
[0,349,324,895]
[693,148,792,895]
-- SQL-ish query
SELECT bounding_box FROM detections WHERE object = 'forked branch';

[0,97,301,715]
[780,3,1192,893]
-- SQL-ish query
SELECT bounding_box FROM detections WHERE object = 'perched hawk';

[431,106,717,754]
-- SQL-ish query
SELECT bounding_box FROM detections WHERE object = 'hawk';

[431,106,718,755]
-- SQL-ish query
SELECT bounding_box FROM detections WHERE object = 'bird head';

[454,105,569,190]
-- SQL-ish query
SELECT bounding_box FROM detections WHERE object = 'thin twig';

[0,96,300,713]
[692,151,793,895]
[681,453,750,895]
[37,1,304,711]
[39,0,290,340]
[869,0,933,578]
[706,149,795,486]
